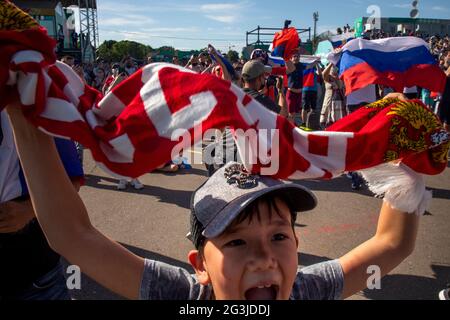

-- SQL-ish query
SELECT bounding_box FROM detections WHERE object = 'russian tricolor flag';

[268,51,285,66]
[303,68,316,89]
[300,55,320,65]
[329,32,355,49]
[271,27,300,60]
[328,37,447,95]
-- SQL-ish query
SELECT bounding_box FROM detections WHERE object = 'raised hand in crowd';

[72,64,85,83]
[276,76,288,117]
[208,44,231,81]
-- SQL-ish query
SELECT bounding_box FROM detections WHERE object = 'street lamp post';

[313,12,319,51]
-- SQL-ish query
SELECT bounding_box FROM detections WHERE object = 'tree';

[97,40,117,62]
[227,50,239,63]
[97,40,153,62]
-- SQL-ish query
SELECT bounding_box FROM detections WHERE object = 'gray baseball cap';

[241,60,272,81]
[188,162,316,248]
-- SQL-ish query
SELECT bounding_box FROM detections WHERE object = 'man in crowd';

[302,63,323,129]
[122,56,137,76]
[286,52,306,125]
[204,60,288,177]
[61,55,74,67]
[57,24,64,53]
[185,54,203,73]
[242,60,288,117]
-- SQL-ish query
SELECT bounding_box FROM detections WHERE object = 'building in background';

[14,0,99,63]
[354,17,450,38]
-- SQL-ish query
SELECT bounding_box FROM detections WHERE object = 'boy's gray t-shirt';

[140,258,344,300]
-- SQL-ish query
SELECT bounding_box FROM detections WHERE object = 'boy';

[5,94,424,300]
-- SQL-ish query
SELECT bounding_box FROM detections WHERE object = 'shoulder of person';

[140,259,213,300]
[290,260,344,300]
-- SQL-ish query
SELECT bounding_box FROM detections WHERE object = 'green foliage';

[97,40,153,62]
[226,50,239,63]
[97,40,243,64]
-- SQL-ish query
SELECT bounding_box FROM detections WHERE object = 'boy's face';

[189,198,299,300]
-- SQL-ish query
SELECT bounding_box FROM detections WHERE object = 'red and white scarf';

[0,2,449,182]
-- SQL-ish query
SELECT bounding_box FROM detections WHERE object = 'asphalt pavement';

[63,150,450,300]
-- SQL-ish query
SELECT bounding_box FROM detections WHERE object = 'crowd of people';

[51,32,450,198]
[2,3,449,301]
[58,28,450,192]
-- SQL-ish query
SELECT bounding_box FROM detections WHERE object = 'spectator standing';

[286,53,306,125]
[57,24,64,53]
[321,64,347,127]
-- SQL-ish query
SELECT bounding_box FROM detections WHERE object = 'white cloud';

[98,1,253,25]
[391,3,411,9]
[200,1,252,24]
[205,15,237,23]
[100,16,155,27]
[99,1,195,13]
[200,3,242,11]
[140,27,200,34]
[97,1,251,49]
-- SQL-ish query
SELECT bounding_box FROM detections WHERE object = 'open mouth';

[244,285,279,300]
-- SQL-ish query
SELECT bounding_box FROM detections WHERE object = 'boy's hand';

[0,200,35,233]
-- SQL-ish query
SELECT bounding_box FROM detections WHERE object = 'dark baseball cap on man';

[242,60,272,81]
[187,162,316,248]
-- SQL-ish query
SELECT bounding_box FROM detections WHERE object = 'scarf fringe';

[359,162,432,215]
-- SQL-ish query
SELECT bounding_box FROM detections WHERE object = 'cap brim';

[202,183,316,239]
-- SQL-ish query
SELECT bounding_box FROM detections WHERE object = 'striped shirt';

[0,111,84,203]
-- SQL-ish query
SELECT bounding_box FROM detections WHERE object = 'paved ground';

[63,150,450,300]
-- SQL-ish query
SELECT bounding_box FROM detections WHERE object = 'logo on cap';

[224,163,258,189]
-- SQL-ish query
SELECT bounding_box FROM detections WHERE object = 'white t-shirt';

[346,84,377,105]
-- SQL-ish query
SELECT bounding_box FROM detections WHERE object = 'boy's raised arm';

[339,201,419,299]
[6,103,145,300]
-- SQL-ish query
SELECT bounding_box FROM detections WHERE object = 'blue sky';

[95,0,450,51]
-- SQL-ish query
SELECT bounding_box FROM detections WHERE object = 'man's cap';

[188,162,317,247]
[250,49,268,64]
[242,60,272,81]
